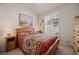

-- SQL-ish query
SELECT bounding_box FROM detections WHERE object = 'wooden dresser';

[6,36,16,52]
[74,16,79,54]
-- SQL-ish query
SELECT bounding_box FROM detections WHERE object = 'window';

[44,13,59,35]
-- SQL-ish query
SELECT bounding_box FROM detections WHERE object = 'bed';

[16,27,59,55]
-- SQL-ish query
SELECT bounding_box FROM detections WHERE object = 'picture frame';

[19,13,33,27]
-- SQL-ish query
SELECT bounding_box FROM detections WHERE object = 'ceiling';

[25,3,64,15]
[0,3,64,15]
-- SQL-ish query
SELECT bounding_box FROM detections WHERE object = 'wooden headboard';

[16,27,33,40]
[16,27,33,33]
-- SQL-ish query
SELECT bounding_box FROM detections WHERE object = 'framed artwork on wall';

[19,13,33,28]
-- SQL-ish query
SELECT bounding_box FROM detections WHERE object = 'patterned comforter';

[18,33,58,55]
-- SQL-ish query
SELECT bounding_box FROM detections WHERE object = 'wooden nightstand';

[6,36,16,52]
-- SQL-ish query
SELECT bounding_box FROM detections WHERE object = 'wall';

[38,4,79,46]
[0,4,37,51]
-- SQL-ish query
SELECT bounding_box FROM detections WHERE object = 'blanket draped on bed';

[18,33,58,55]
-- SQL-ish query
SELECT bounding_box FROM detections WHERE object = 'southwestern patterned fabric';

[18,33,58,55]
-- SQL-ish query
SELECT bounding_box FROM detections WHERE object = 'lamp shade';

[4,28,15,37]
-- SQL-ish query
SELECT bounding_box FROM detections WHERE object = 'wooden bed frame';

[16,27,59,55]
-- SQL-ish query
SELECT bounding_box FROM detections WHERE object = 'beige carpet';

[55,44,75,55]
[0,48,24,55]
[0,43,75,55]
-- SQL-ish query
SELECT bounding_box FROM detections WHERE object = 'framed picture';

[19,13,33,27]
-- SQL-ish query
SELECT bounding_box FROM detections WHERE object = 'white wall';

[38,4,79,46]
[0,4,37,51]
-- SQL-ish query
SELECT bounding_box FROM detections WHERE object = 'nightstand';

[6,36,16,52]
